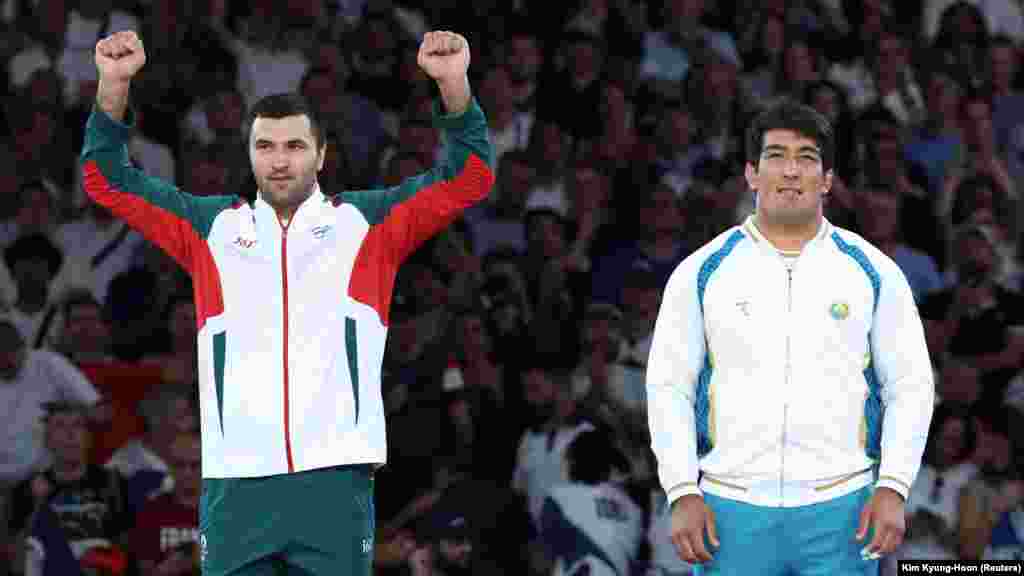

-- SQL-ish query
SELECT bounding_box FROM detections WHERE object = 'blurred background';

[0,0,1022,574]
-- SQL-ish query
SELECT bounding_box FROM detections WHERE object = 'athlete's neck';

[753,214,822,253]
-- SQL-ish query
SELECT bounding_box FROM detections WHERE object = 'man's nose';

[783,158,800,178]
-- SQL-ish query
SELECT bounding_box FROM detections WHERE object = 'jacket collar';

[254,182,328,233]
[741,215,833,256]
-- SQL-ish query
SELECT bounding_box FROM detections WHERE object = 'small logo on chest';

[829,301,850,320]
[233,237,257,249]
[735,300,751,317]
[311,225,331,240]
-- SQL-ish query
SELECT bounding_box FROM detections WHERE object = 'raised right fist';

[95,30,146,83]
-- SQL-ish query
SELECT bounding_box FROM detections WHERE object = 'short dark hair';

[566,428,627,484]
[246,93,324,149]
[745,99,834,172]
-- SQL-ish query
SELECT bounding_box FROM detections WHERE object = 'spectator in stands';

[591,183,688,309]
[3,233,64,349]
[503,19,544,114]
[942,90,1017,240]
[15,400,130,576]
[523,114,572,215]
[128,429,202,576]
[478,246,533,364]
[651,100,712,199]
[143,294,198,388]
[920,224,1024,404]
[988,36,1024,190]
[479,63,533,165]
[889,402,979,568]
[522,207,589,358]
[299,63,386,189]
[125,109,176,185]
[958,405,1022,559]
[739,13,786,105]
[465,149,533,258]
[538,428,643,576]
[937,357,984,407]
[571,302,651,480]
[50,200,145,308]
[447,307,504,409]
[0,180,60,248]
[7,100,71,213]
[512,355,594,531]
[618,266,662,369]
[905,68,966,197]
[0,318,100,486]
[52,289,113,364]
[106,384,197,507]
[563,155,614,261]
[855,183,944,302]
[769,32,822,110]
[346,8,409,116]
[537,29,605,144]
[805,79,858,182]
[56,0,138,108]
[929,1,992,91]
[593,81,640,198]
[949,175,1019,286]
[181,143,234,198]
[182,88,246,149]
[638,0,711,100]
[406,496,474,576]
[924,0,1024,46]
[858,106,946,266]
[872,29,928,128]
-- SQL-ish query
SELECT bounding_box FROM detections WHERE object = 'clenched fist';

[417,31,470,83]
[95,30,146,83]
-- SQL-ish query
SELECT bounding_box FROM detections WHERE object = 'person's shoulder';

[32,348,84,374]
[667,225,748,281]
[827,225,903,278]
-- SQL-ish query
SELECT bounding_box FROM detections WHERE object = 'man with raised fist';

[81,29,494,576]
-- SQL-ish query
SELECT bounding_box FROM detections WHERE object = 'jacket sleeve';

[872,259,936,499]
[339,97,495,265]
[79,106,239,273]
[646,258,707,506]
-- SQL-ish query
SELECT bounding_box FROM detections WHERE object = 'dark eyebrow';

[761,144,821,155]
[253,138,311,146]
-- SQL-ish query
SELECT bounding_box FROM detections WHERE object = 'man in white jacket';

[646,100,934,575]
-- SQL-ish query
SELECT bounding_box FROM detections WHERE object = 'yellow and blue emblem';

[829,301,849,320]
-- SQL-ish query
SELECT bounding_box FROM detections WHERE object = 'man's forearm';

[96,78,131,122]
[437,75,471,116]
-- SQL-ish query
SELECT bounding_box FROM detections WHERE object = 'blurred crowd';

[0,0,1022,574]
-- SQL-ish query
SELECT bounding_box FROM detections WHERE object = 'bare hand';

[417,31,469,82]
[670,494,719,564]
[95,30,146,83]
[856,487,906,558]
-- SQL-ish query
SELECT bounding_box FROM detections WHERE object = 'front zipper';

[281,225,295,472]
[781,267,793,503]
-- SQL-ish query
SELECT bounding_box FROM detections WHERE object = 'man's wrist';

[96,77,132,121]
[436,75,470,115]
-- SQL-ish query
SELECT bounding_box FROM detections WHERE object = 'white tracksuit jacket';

[80,100,495,479]
[647,216,935,507]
